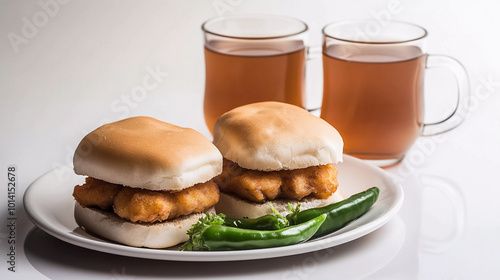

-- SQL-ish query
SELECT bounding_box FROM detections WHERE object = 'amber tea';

[203,40,306,133]
[321,44,426,161]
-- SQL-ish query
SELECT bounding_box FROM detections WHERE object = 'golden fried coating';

[73,178,219,223]
[214,159,338,203]
[281,164,338,200]
[113,182,219,223]
[173,181,219,219]
[230,170,281,202]
[113,187,175,223]
[72,177,122,210]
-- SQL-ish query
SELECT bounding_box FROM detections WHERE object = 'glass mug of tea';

[320,20,470,166]
[202,14,310,133]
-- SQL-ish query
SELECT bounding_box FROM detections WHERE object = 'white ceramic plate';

[23,155,403,262]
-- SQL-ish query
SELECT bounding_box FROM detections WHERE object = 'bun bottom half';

[215,190,344,219]
[74,202,214,248]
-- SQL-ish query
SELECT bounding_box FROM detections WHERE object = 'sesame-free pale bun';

[213,102,343,171]
[73,116,223,191]
[74,202,216,248]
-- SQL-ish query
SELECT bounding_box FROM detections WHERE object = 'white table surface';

[1,0,499,279]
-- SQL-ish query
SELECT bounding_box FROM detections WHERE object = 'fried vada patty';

[73,177,219,223]
[214,159,339,203]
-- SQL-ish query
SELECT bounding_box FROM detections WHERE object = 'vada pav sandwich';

[213,102,344,218]
[72,116,222,248]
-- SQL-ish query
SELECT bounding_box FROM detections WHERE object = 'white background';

[1,0,500,279]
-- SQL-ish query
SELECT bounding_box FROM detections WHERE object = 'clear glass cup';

[320,20,470,167]
[202,14,309,133]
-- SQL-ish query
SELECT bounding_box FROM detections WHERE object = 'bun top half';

[213,102,343,171]
[73,116,222,191]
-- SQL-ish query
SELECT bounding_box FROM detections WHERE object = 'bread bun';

[73,116,222,191]
[215,191,344,219]
[74,202,215,248]
[213,102,343,171]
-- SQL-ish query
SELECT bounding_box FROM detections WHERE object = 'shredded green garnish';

[179,212,225,251]
[269,202,290,229]
[286,202,301,225]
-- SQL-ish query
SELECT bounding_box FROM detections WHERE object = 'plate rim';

[23,154,403,262]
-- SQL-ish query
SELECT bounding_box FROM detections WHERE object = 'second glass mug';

[202,14,312,133]
[320,21,470,166]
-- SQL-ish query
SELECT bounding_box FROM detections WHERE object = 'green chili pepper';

[223,215,287,230]
[222,202,289,230]
[288,187,380,237]
[180,213,327,251]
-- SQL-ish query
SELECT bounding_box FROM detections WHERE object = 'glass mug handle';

[422,55,471,136]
